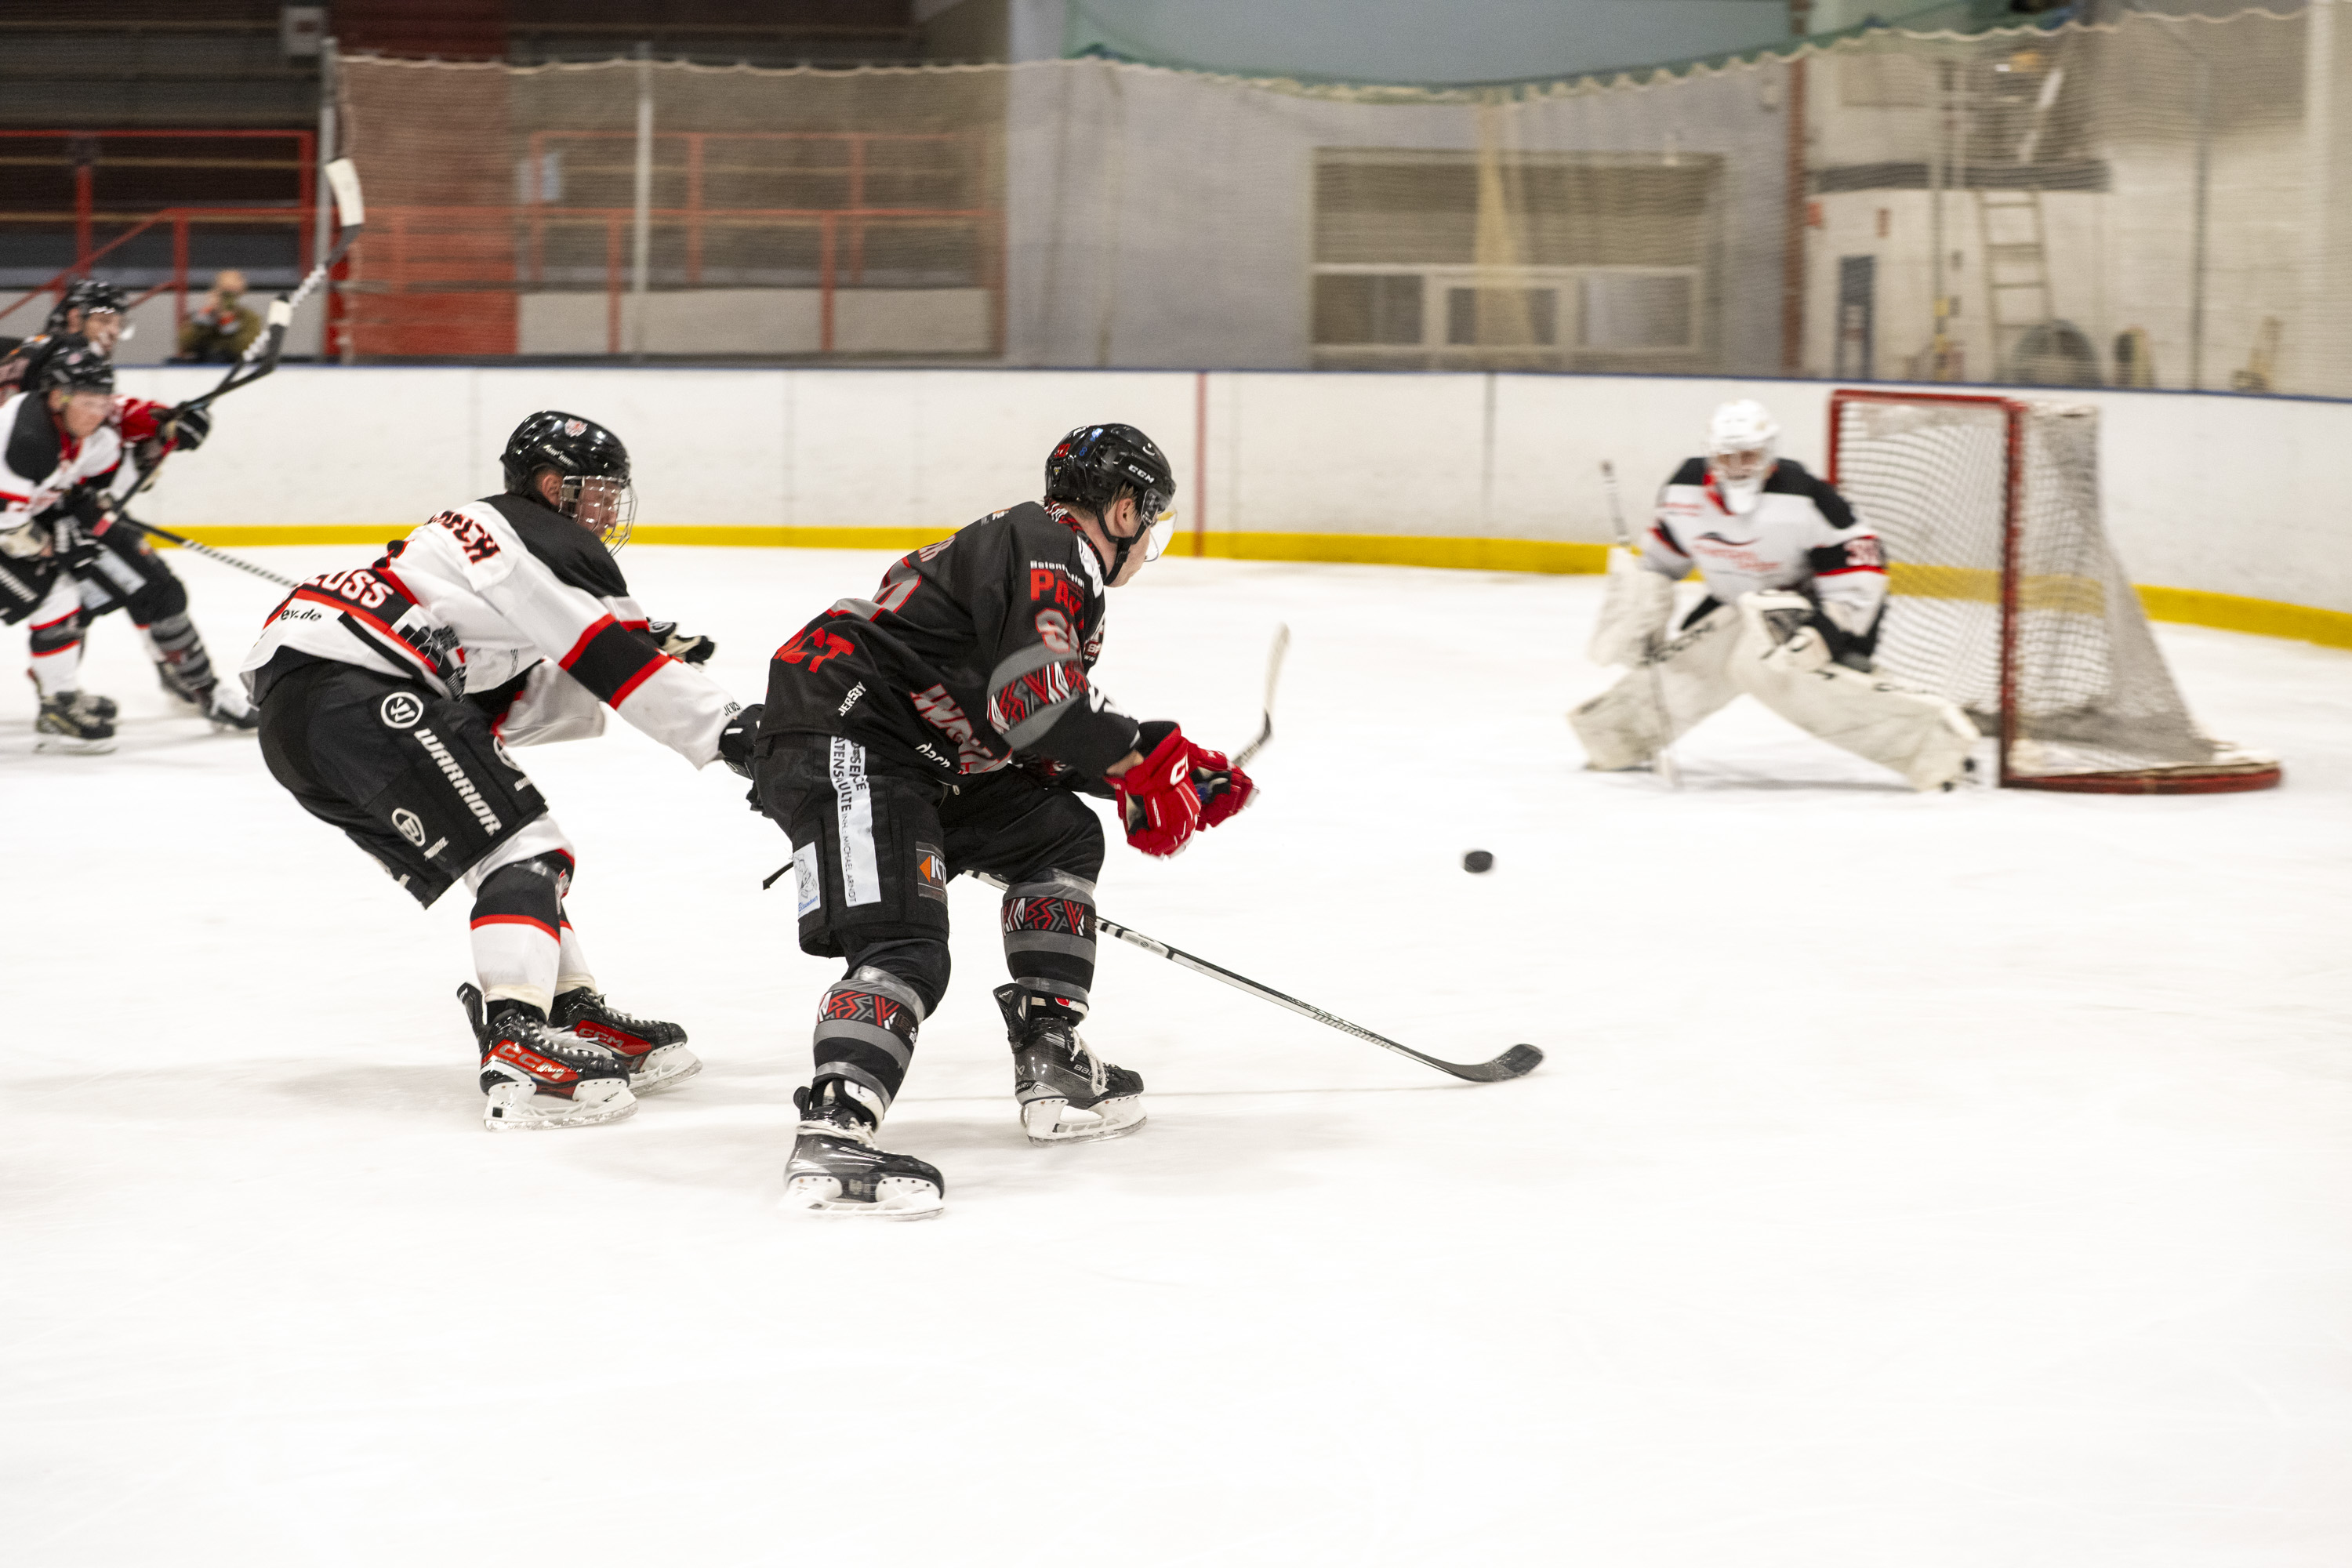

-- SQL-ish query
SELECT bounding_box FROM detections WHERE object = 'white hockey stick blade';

[325,158,366,228]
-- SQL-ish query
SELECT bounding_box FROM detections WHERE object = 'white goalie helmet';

[1706,399,1780,515]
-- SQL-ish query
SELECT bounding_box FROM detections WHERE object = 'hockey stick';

[82,162,366,588]
[1230,622,1289,771]
[170,158,367,420]
[973,870,1541,1083]
[114,517,299,587]
[1599,460,1679,789]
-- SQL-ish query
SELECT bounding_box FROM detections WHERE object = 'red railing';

[0,129,318,344]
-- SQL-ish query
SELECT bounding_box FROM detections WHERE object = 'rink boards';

[109,364,2352,646]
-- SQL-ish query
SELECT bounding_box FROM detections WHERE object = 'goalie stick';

[1230,622,1288,771]
[95,159,365,586]
[1599,459,1679,789]
[973,869,1541,1084]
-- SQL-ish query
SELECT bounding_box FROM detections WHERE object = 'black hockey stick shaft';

[974,871,1541,1083]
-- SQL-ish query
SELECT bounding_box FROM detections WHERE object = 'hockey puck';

[1462,850,1494,873]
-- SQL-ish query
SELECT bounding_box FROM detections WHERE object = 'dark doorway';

[1835,255,1876,380]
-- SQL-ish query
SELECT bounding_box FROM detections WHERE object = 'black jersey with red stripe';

[760,501,1142,783]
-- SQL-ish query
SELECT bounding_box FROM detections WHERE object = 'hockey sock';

[555,911,597,996]
[143,612,217,696]
[470,855,570,1018]
[1000,872,1098,1012]
[27,609,87,698]
[812,965,926,1125]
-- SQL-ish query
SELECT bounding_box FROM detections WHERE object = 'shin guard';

[811,965,927,1123]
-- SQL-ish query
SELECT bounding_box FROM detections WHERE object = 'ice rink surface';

[4,543,2349,1566]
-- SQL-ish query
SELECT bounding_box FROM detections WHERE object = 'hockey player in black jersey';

[740,423,1257,1218]
[244,412,751,1131]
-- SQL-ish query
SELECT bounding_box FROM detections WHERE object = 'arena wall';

[111,365,2352,645]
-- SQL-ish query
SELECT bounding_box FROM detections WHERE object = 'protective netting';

[1831,390,2263,783]
[328,8,2352,390]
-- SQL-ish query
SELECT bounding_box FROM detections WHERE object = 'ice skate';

[459,982,637,1132]
[993,984,1145,1145]
[782,1081,944,1220]
[201,681,260,733]
[34,690,116,754]
[554,986,702,1093]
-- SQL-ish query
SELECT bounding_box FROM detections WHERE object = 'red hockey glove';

[1185,742,1254,829]
[1112,726,1202,858]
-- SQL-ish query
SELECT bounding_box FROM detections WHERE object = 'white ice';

[4,544,2349,1567]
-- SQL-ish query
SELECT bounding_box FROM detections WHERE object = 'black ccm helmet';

[1044,423,1176,579]
[500,410,634,550]
[37,336,114,397]
[47,278,127,336]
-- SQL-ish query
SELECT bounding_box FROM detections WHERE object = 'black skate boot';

[554,987,701,1093]
[34,690,116,754]
[993,984,1145,1146]
[782,1080,944,1220]
[459,982,637,1132]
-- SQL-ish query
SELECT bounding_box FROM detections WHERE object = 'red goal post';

[1824,387,2280,796]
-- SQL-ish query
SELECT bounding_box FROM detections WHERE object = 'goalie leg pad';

[1729,592,1977,791]
[1585,546,1678,669]
[1569,601,1741,770]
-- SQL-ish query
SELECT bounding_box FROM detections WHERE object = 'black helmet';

[1045,423,1176,578]
[46,278,127,336]
[36,336,114,397]
[500,410,634,550]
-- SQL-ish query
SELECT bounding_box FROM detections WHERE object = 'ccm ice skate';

[459,983,637,1132]
[554,986,702,1093]
[34,690,115,753]
[993,984,1145,1145]
[782,1080,944,1220]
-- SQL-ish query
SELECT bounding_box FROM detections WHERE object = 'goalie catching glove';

[1113,720,1256,858]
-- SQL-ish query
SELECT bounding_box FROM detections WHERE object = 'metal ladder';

[1976,187,2053,379]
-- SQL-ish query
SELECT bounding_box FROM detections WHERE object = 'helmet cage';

[557,474,636,553]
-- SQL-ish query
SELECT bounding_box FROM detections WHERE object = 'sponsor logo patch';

[914,842,949,902]
[563,419,586,437]
[391,808,427,847]
[793,840,820,919]
[379,691,425,728]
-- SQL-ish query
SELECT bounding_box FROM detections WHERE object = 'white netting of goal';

[1831,391,2274,788]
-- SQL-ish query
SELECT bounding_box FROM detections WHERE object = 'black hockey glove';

[718,702,764,779]
[168,405,212,452]
[648,621,716,664]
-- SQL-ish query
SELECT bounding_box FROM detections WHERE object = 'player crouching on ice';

[241,411,753,1131]
[1571,399,1977,791]
[731,423,1254,1219]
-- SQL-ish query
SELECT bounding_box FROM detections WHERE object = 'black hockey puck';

[1462,850,1494,873]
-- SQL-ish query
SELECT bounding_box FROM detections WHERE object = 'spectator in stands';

[175,271,261,364]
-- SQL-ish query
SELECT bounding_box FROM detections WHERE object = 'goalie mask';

[500,410,636,552]
[1706,399,1780,516]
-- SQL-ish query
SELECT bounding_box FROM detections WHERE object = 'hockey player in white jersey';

[242,411,757,1131]
[1572,400,1977,790]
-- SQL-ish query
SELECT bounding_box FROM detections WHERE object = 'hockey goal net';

[1826,390,2279,794]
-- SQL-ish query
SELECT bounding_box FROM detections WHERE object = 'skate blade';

[34,735,115,755]
[1019,1094,1146,1146]
[628,1045,702,1095]
[481,1081,638,1132]
[781,1174,944,1221]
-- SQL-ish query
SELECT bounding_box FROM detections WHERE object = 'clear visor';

[1710,446,1773,485]
[561,474,637,552]
[1140,506,1176,564]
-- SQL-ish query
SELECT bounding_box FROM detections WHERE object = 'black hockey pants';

[757,733,1105,1119]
